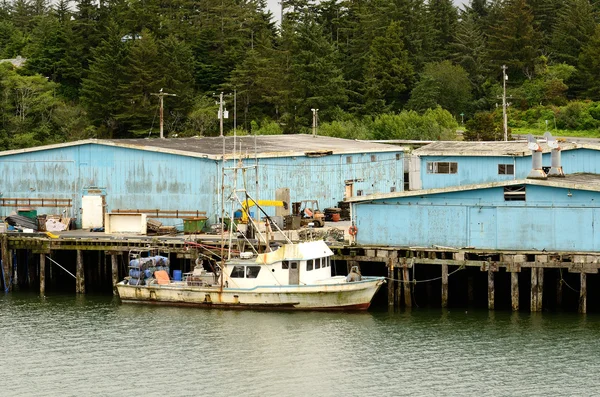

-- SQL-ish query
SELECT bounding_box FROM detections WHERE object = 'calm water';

[1,292,600,396]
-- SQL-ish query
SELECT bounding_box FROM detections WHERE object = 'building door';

[81,187,106,229]
[289,261,299,285]
[468,207,497,249]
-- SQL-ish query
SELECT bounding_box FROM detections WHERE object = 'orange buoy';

[348,225,358,236]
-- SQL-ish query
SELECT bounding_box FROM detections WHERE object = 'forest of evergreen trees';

[1,0,600,149]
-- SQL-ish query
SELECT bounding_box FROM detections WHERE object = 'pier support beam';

[556,276,563,308]
[530,268,538,312]
[530,268,543,312]
[39,254,45,297]
[467,276,474,306]
[579,273,587,314]
[387,259,394,307]
[394,266,401,307]
[511,271,519,311]
[403,265,411,308]
[487,268,495,310]
[441,264,448,308]
[76,250,85,294]
[111,254,118,295]
[1,234,10,292]
[537,268,544,312]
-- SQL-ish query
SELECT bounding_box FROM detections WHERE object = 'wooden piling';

[387,259,394,307]
[511,271,519,311]
[487,268,494,310]
[467,276,474,306]
[1,234,10,292]
[39,254,45,297]
[28,251,36,289]
[556,275,563,307]
[579,272,587,314]
[441,263,448,308]
[395,266,401,307]
[111,254,118,295]
[537,268,544,312]
[402,265,411,308]
[76,250,85,294]
[530,267,538,312]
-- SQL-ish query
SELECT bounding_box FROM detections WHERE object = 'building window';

[346,156,353,164]
[307,259,313,271]
[427,162,458,174]
[498,164,514,175]
[390,186,396,193]
[371,154,376,162]
[396,153,402,160]
[504,185,526,201]
[357,190,363,196]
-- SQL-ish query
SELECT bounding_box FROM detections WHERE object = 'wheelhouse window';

[282,261,289,270]
[246,266,260,278]
[315,258,321,269]
[498,164,514,175]
[427,162,458,174]
[504,185,526,201]
[231,265,261,278]
[307,259,313,271]
[231,266,245,278]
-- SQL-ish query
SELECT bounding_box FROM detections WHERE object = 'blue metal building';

[0,135,404,226]
[411,141,600,190]
[349,174,600,252]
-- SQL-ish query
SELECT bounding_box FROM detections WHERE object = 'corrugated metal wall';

[418,148,600,190]
[354,184,600,252]
[0,143,404,226]
[0,144,217,226]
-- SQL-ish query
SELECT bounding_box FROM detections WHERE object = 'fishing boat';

[115,239,385,310]
[116,146,384,310]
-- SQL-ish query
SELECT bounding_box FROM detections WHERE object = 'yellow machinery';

[238,199,288,223]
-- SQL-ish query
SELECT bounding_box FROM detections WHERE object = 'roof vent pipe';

[526,134,547,179]
[544,132,564,177]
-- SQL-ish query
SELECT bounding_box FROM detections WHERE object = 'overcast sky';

[266,0,470,23]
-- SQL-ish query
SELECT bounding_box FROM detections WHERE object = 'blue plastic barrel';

[173,270,182,281]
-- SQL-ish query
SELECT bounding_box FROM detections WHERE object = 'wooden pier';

[337,247,600,313]
[1,231,599,313]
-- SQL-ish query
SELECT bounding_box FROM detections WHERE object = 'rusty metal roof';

[0,135,404,160]
[412,140,586,157]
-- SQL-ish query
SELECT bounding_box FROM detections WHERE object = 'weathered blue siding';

[0,143,404,226]
[0,144,217,225]
[354,184,600,252]
[419,148,600,190]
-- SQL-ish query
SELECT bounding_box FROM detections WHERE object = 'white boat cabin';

[223,240,335,288]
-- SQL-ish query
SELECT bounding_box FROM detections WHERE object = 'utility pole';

[311,108,319,137]
[219,92,224,137]
[502,65,508,141]
[151,89,176,139]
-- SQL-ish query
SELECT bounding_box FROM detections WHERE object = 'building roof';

[0,55,26,68]
[412,140,593,157]
[0,135,404,160]
[347,173,600,203]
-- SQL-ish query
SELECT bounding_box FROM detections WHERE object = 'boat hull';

[116,277,385,311]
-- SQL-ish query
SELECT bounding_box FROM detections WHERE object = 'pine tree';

[80,23,127,137]
[363,21,414,114]
[117,28,162,136]
[487,0,539,81]
[427,0,458,61]
[550,0,596,66]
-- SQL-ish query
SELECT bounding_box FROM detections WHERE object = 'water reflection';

[2,293,600,396]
